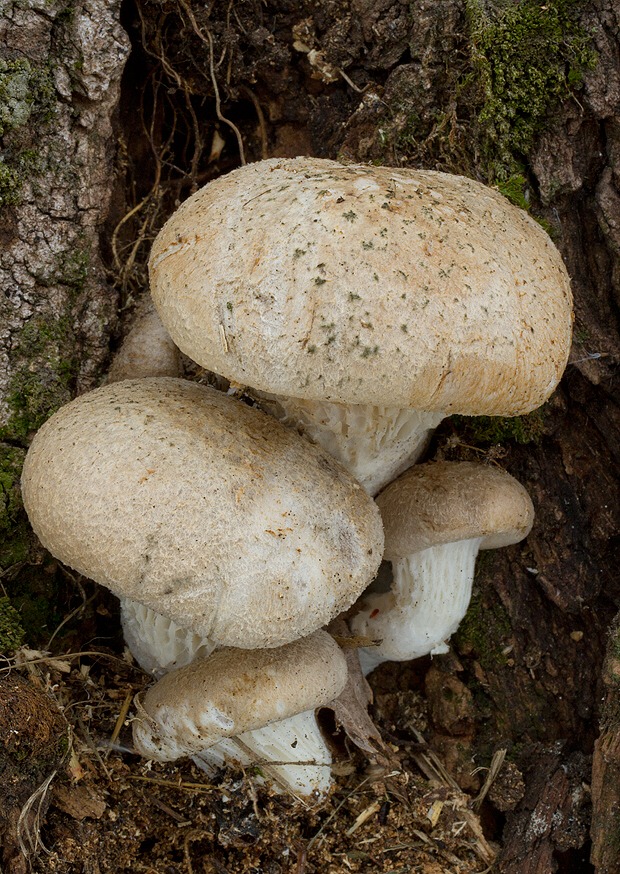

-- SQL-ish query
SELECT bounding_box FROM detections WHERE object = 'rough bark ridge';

[0,0,128,531]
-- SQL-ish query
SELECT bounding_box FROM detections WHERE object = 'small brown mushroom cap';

[133,630,347,761]
[149,157,572,416]
[107,298,181,384]
[376,461,535,560]
[21,378,383,649]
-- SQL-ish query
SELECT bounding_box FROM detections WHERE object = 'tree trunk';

[0,0,129,561]
[1,0,619,871]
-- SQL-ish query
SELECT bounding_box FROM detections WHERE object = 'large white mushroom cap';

[21,378,383,649]
[149,157,573,416]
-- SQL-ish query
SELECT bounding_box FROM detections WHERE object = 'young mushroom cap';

[21,378,383,650]
[149,157,572,417]
[351,461,534,671]
[378,461,535,559]
[106,297,181,384]
[132,630,348,797]
[134,630,347,758]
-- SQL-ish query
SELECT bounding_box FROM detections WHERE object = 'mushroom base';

[192,709,334,798]
[351,538,482,672]
[255,393,444,495]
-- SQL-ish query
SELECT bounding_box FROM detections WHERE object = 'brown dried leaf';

[52,785,107,821]
[326,621,393,766]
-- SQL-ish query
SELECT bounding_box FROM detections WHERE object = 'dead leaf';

[325,621,394,767]
[52,784,107,820]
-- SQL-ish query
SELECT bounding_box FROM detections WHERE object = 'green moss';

[390,0,595,190]
[467,0,596,181]
[452,408,546,447]
[607,621,620,676]
[0,596,26,654]
[0,58,56,136]
[0,246,90,446]
[0,444,31,569]
[0,314,79,444]
[495,173,555,234]
[56,247,90,289]
[0,163,22,207]
[454,579,512,671]
[0,58,56,208]
[9,582,62,644]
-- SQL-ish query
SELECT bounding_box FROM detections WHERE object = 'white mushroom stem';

[351,537,483,674]
[132,632,347,798]
[255,393,445,496]
[192,709,334,798]
[121,599,215,677]
[122,607,340,797]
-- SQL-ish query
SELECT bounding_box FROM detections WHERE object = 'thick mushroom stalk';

[255,393,444,495]
[351,462,535,673]
[133,631,348,798]
[351,537,483,674]
[192,709,335,798]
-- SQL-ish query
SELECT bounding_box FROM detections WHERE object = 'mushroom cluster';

[22,377,383,796]
[22,157,573,799]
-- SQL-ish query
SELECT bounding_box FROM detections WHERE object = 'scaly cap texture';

[150,157,573,415]
[22,378,383,648]
[376,461,535,560]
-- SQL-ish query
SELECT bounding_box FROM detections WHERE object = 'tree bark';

[0,0,129,560]
[1,0,619,871]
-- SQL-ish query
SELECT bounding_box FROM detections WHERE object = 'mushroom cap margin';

[376,460,535,559]
[149,157,573,416]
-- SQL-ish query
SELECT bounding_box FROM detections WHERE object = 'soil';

[1,0,620,872]
[2,637,493,874]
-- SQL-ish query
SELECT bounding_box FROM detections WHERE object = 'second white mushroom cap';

[21,378,383,650]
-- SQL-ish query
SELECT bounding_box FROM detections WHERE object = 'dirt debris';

[0,640,495,874]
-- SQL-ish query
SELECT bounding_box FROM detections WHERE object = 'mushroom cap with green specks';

[132,630,348,761]
[149,157,573,416]
[376,461,534,560]
[21,378,383,648]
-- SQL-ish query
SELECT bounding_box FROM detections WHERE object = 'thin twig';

[177,0,246,164]
[127,775,219,792]
[17,770,57,859]
[0,651,148,674]
[107,689,134,756]
[239,85,268,159]
[307,776,371,850]
[472,748,507,812]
